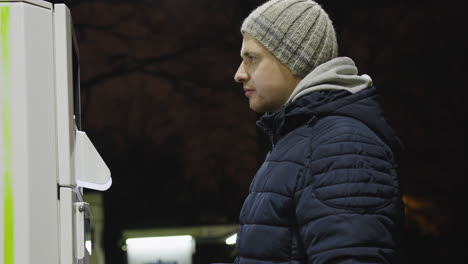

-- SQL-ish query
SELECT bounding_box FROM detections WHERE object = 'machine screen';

[72,27,81,130]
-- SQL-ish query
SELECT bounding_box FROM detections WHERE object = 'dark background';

[55,0,465,263]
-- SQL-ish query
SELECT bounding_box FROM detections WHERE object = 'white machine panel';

[0,1,59,263]
[54,4,111,190]
[54,3,77,188]
[3,0,50,9]
[0,1,112,264]
[59,187,91,264]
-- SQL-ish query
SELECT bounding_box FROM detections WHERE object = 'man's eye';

[248,55,255,61]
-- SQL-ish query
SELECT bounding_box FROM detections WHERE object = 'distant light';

[126,235,196,263]
[225,233,237,245]
[85,240,92,255]
[126,235,193,248]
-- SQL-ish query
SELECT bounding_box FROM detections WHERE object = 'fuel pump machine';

[0,0,112,263]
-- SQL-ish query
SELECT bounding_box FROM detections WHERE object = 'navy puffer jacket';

[235,87,404,264]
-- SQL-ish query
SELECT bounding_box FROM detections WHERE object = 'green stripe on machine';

[1,6,14,264]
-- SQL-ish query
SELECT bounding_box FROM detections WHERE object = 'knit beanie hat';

[241,0,338,77]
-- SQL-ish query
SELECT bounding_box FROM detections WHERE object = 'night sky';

[55,0,465,263]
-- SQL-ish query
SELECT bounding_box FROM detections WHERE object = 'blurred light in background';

[85,240,92,255]
[225,233,236,245]
[126,235,195,264]
[126,235,194,248]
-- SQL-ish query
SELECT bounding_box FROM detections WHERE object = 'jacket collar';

[257,89,351,145]
[257,87,403,156]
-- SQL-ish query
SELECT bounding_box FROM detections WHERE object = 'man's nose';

[234,62,248,83]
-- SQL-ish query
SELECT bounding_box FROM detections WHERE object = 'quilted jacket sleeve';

[294,121,403,263]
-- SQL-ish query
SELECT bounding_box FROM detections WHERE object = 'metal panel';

[54,4,112,192]
[0,0,51,10]
[54,3,76,188]
[0,2,59,264]
[59,187,83,264]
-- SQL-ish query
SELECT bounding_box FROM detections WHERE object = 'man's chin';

[248,102,263,113]
[249,100,269,114]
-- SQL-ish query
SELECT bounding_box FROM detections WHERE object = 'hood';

[286,57,373,104]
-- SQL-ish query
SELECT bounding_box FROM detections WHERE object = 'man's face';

[234,33,301,113]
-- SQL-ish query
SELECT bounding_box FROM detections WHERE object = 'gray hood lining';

[286,57,373,104]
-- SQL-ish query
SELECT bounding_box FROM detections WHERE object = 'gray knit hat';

[241,0,338,77]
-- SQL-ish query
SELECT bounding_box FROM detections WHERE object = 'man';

[233,0,404,263]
